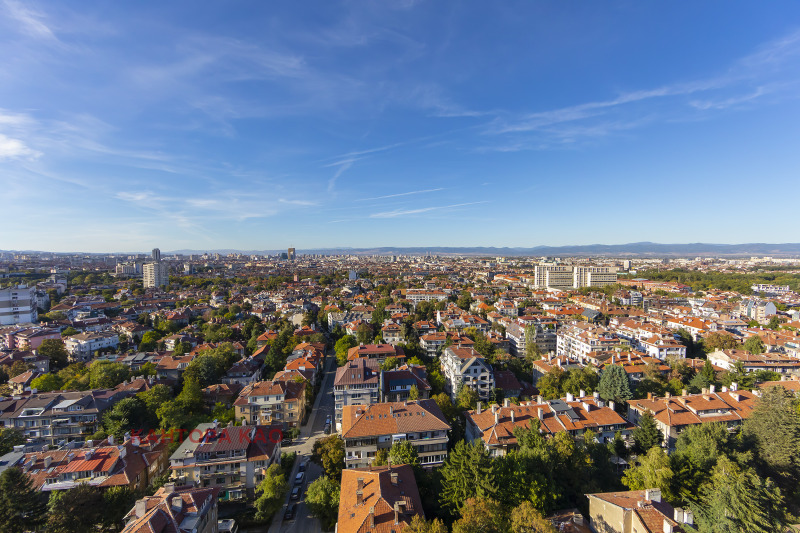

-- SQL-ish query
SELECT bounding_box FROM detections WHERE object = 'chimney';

[356,490,363,505]
[566,392,574,402]
[673,508,684,523]
[504,398,510,407]
[108,434,115,445]
[709,385,715,393]
[390,471,398,486]
[537,407,544,419]
[683,510,694,526]
[357,477,364,491]
[537,395,543,404]
[628,353,632,363]
[369,507,375,528]
[609,401,615,411]
[394,501,406,524]
[593,391,600,400]
[476,402,482,414]
[164,482,175,494]
[731,382,738,391]
[645,488,661,502]
[44,456,52,468]
[135,500,147,518]
[582,401,591,412]
[681,389,687,397]
[663,519,674,533]
[511,410,515,423]
[494,411,500,425]
[611,355,616,364]
[665,392,671,399]
[491,404,498,414]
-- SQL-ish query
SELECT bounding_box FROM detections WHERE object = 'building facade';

[0,285,38,326]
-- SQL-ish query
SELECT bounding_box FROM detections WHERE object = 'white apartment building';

[440,346,495,401]
[0,285,38,326]
[574,266,618,288]
[531,264,618,290]
[143,262,169,288]
[557,322,622,361]
[64,331,120,361]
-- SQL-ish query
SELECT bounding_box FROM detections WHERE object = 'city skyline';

[2,1,800,252]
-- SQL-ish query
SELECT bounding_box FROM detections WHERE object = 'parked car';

[294,472,305,485]
[290,486,301,500]
[284,504,297,521]
[324,423,332,434]
[298,460,308,473]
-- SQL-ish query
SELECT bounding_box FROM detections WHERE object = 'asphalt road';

[265,349,337,533]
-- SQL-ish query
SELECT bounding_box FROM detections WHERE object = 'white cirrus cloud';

[0,134,41,160]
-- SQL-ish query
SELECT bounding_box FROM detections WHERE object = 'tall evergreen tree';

[632,410,664,454]
[597,364,632,404]
[440,440,498,514]
[0,467,46,533]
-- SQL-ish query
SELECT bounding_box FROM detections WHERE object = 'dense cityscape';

[3,1,800,532]
[1,248,799,532]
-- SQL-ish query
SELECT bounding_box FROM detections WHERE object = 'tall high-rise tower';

[288,247,296,261]
[152,248,161,262]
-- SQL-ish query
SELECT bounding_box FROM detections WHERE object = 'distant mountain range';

[7,242,800,257]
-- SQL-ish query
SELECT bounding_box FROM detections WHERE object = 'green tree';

[743,335,765,355]
[88,361,130,389]
[408,384,420,400]
[622,446,674,497]
[703,332,739,352]
[456,385,478,411]
[525,326,543,361]
[334,335,357,366]
[37,339,69,369]
[743,385,800,489]
[305,476,340,530]
[8,360,30,378]
[0,467,46,533]
[47,483,105,533]
[598,364,632,404]
[372,448,389,466]
[509,501,558,533]
[440,440,498,514]
[536,367,565,400]
[139,330,161,352]
[388,440,419,467]
[102,486,137,532]
[103,396,150,441]
[312,435,345,480]
[30,373,64,392]
[254,464,287,521]
[452,498,507,533]
[406,515,449,533]
[562,367,599,396]
[0,428,25,456]
[692,457,787,533]
[631,410,663,454]
[61,326,79,337]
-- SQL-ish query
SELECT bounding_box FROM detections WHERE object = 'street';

[264,348,337,533]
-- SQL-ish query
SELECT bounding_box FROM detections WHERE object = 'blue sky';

[2,1,800,252]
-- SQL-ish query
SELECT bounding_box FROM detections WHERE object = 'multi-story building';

[573,266,618,288]
[505,322,556,357]
[341,400,450,469]
[0,285,38,325]
[626,386,757,449]
[122,483,220,533]
[0,390,130,446]
[381,365,432,403]
[738,299,778,324]
[440,345,494,401]
[169,423,282,500]
[233,380,307,429]
[465,395,632,457]
[405,289,448,304]
[12,434,169,492]
[531,264,618,290]
[419,331,447,355]
[337,465,425,533]
[64,331,120,362]
[707,349,800,374]
[587,489,693,533]
[143,262,169,289]
[557,322,622,361]
[346,344,406,365]
[334,359,380,431]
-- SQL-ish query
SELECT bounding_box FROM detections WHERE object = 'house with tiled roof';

[465,395,632,457]
[13,434,168,492]
[707,348,800,374]
[381,365,431,403]
[222,357,262,387]
[335,359,381,431]
[419,331,447,355]
[626,386,757,449]
[337,464,424,533]
[169,422,282,500]
[234,380,307,429]
[341,400,450,469]
[587,488,693,533]
[122,483,219,533]
[347,344,406,366]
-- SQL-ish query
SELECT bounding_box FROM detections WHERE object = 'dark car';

[324,423,332,434]
[294,472,305,485]
[290,486,301,500]
[298,460,307,473]
[284,504,297,521]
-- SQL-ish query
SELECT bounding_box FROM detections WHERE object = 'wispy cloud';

[0,134,41,160]
[370,201,487,218]
[326,159,355,192]
[356,188,445,202]
[2,0,58,41]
